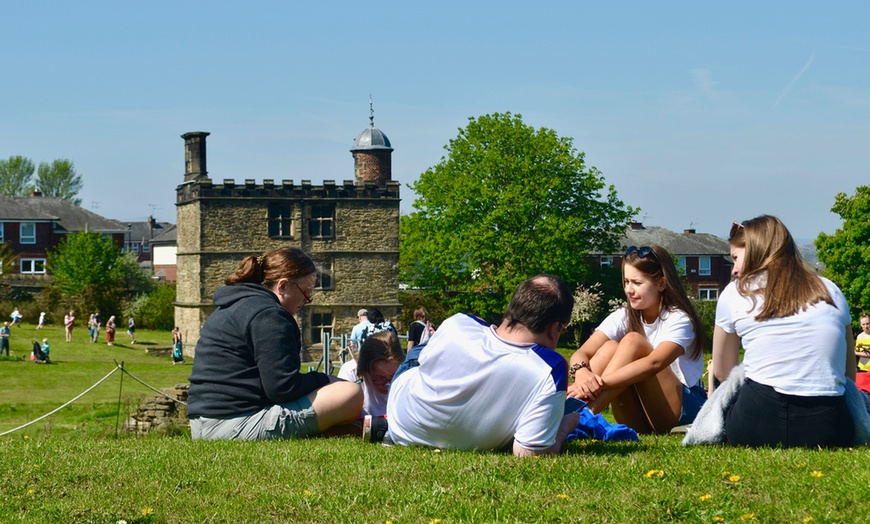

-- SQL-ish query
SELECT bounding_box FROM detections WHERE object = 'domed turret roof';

[351,98,393,151]
[352,125,392,151]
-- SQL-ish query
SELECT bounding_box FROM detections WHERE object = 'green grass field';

[1,323,868,523]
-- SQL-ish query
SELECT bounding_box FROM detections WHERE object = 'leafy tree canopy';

[815,185,870,322]
[37,159,84,205]
[47,231,126,314]
[0,155,36,196]
[400,112,636,320]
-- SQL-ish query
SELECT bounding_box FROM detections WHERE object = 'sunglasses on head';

[624,245,657,260]
[730,221,745,238]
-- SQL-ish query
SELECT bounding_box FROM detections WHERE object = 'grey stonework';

[174,131,400,363]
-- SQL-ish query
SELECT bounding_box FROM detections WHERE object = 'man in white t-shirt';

[384,275,580,457]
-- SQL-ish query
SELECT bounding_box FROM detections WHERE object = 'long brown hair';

[224,247,316,288]
[730,215,833,320]
[622,244,706,359]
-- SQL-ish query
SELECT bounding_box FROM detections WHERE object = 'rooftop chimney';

[684,229,696,234]
[182,131,210,182]
[629,222,644,230]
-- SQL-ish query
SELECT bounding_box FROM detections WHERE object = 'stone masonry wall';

[175,178,400,364]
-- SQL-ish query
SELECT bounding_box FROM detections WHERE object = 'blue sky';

[2,2,868,242]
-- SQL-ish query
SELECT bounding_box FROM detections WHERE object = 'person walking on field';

[127,315,136,344]
[105,316,116,346]
[64,311,75,342]
[0,322,10,356]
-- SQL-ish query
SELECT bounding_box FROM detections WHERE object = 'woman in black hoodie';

[188,247,362,440]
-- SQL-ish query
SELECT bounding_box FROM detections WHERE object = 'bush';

[127,284,176,331]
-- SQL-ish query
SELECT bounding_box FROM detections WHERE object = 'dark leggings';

[725,378,854,448]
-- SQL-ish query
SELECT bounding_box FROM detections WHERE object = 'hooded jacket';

[187,282,330,419]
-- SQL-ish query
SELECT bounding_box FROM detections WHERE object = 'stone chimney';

[683,229,696,234]
[629,222,644,230]
[182,131,210,182]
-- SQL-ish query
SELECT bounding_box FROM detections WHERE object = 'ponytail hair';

[225,247,316,287]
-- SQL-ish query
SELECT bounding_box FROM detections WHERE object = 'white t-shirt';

[715,276,850,396]
[337,360,388,418]
[387,313,568,452]
[596,307,702,388]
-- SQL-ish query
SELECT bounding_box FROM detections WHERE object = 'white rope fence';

[0,362,187,437]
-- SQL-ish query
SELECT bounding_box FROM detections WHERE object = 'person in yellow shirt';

[856,314,870,371]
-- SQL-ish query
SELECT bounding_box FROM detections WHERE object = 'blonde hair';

[730,215,833,320]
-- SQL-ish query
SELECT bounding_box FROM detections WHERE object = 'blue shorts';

[678,383,708,426]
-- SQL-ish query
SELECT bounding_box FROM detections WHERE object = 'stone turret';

[351,100,392,185]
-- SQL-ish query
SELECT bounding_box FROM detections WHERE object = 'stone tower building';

[174,121,401,359]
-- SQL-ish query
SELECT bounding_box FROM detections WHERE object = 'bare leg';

[308,381,364,434]
[587,332,683,434]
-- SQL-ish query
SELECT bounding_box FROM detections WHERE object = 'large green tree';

[47,231,127,314]
[37,159,84,205]
[816,185,870,322]
[0,155,36,196]
[400,112,636,320]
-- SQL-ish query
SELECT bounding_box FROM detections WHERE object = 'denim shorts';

[190,396,319,440]
[678,383,708,426]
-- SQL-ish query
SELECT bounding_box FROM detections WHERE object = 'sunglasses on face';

[624,245,657,260]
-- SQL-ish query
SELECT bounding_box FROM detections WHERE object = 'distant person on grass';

[37,311,45,329]
[92,310,101,343]
[855,314,870,371]
[0,322,10,357]
[187,247,362,440]
[64,310,75,342]
[172,327,185,365]
[105,316,116,346]
[383,274,579,457]
[127,315,136,344]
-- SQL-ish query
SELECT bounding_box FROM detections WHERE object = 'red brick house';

[0,193,127,283]
[595,222,732,300]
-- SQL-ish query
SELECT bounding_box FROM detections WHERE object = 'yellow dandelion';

[32,464,39,469]
[644,469,664,478]
[803,517,813,523]
[557,493,571,500]
[303,489,312,496]
[699,494,712,502]
[27,489,34,495]
[141,507,154,516]
[713,517,724,523]
[386,521,394,524]
[740,513,755,520]
[728,475,740,482]
[429,520,441,524]
[23,435,29,440]
[810,471,823,478]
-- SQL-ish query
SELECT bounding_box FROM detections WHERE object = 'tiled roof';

[0,195,126,233]
[591,225,730,256]
[150,224,177,244]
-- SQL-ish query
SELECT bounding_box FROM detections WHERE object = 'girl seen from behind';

[711,215,856,447]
